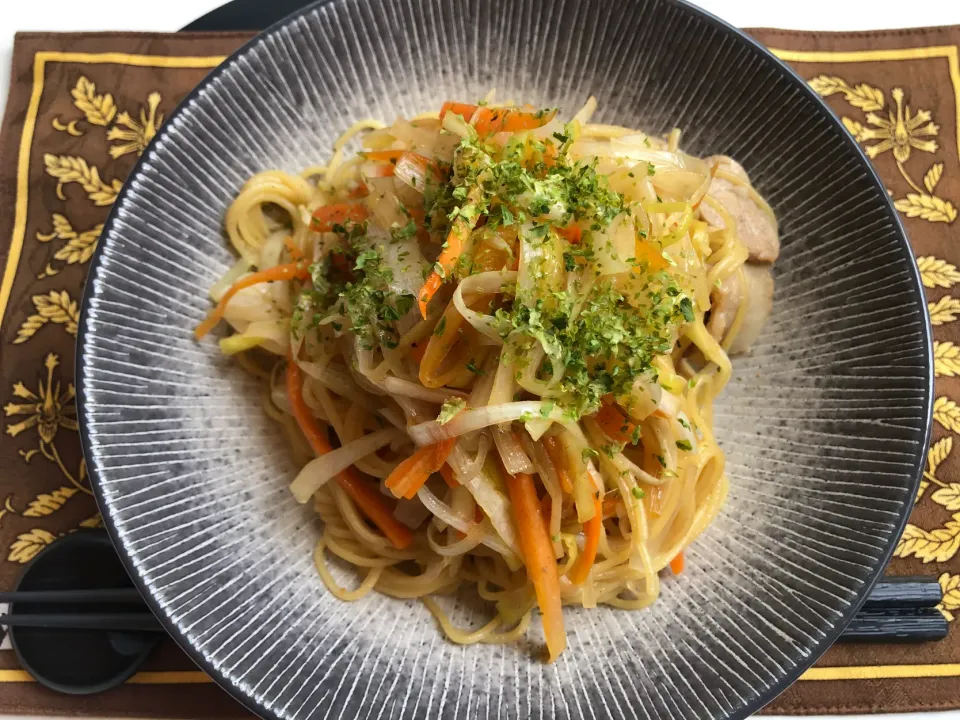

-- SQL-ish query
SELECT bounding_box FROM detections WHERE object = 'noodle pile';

[196,95,777,661]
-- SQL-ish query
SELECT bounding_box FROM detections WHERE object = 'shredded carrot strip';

[543,436,573,495]
[385,438,457,500]
[286,355,412,549]
[506,472,566,662]
[439,102,479,122]
[409,341,427,364]
[540,495,553,537]
[633,239,669,273]
[593,403,637,445]
[417,271,444,318]
[439,101,557,137]
[283,236,303,261]
[555,225,582,244]
[310,203,369,232]
[195,262,309,340]
[669,552,685,575]
[476,108,556,135]
[361,149,405,163]
[418,203,480,317]
[567,492,601,585]
[361,151,438,184]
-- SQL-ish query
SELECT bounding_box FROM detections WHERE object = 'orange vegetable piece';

[195,262,309,340]
[384,438,457,500]
[567,484,602,585]
[670,552,685,575]
[439,102,479,122]
[555,225,582,244]
[633,239,669,273]
[593,403,638,445]
[542,436,573,495]
[310,203,369,232]
[283,236,304,261]
[506,472,566,662]
[286,355,412,549]
[474,108,557,136]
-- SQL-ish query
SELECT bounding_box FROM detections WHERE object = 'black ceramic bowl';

[77,0,932,718]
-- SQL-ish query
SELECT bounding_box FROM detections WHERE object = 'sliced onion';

[448,435,490,480]
[222,283,281,326]
[590,213,633,276]
[416,484,517,562]
[452,271,516,345]
[393,153,428,193]
[518,225,562,304]
[453,477,522,565]
[652,169,711,206]
[620,375,663,422]
[409,402,563,446]
[572,96,598,125]
[442,111,475,139]
[467,357,497,408]
[227,320,288,355]
[289,427,404,503]
[210,258,251,302]
[381,376,467,404]
[297,359,384,413]
[492,425,535,475]
[395,395,436,425]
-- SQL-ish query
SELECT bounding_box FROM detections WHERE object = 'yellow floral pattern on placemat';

[805,69,960,628]
[811,76,958,223]
[2,73,163,563]
[907,253,960,592]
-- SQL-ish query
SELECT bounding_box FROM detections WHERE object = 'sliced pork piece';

[702,156,779,263]
[707,263,774,355]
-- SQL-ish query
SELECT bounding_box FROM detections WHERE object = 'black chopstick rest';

[2,529,163,694]
[841,608,949,642]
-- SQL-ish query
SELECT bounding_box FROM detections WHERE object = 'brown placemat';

[0,26,958,717]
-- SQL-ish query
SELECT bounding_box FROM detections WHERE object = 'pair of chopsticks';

[0,588,162,633]
[0,577,948,640]
[840,576,947,642]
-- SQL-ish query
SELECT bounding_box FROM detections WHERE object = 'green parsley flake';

[676,439,692,451]
[495,273,689,417]
[437,398,466,425]
[299,241,414,351]
[631,487,646,499]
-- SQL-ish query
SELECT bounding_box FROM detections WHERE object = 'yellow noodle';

[205,97,774,660]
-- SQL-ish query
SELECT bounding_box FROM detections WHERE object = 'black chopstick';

[0,588,144,605]
[841,607,948,642]
[861,577,944,610]
[0,577,946,641]
[837,575,947,642]
[0,613,163,632]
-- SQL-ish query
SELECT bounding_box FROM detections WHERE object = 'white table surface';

[1,0,959,718]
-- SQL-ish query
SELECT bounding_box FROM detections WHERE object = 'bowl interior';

[78,0,931,718]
